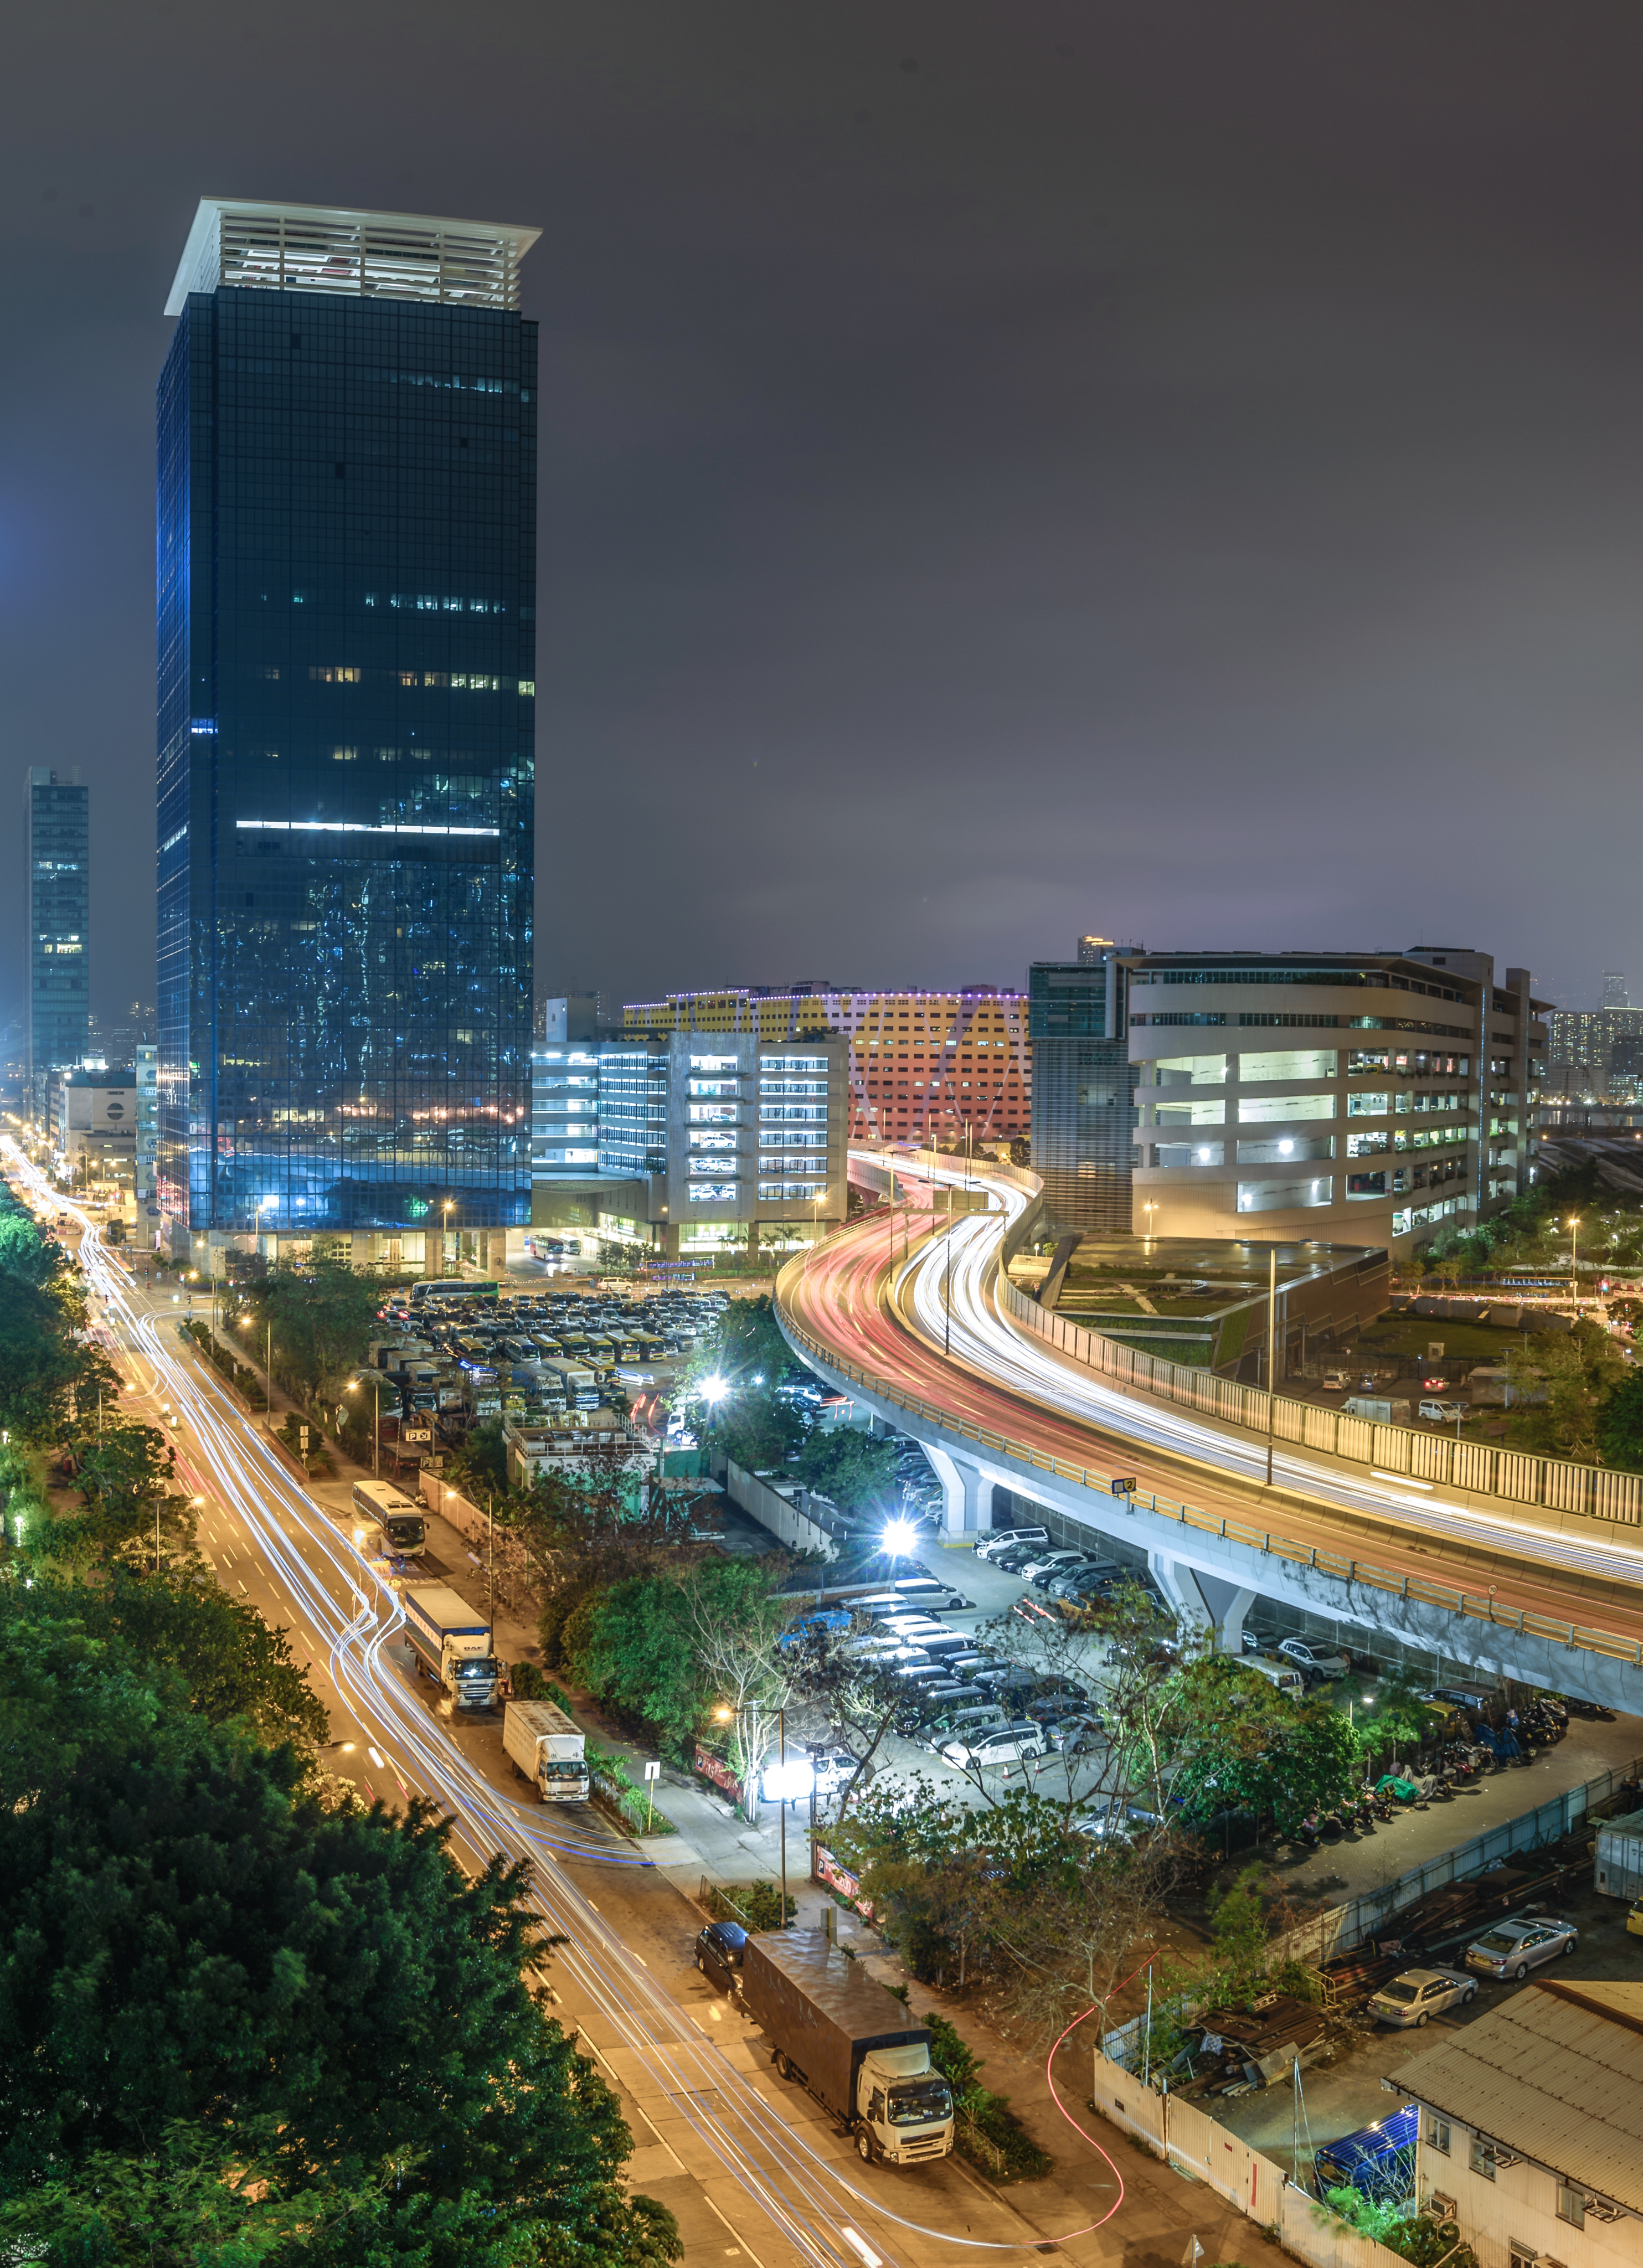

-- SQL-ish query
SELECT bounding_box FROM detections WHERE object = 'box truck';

[738,1929,955,2166]
[402,1583,498,1710]
[503,1698,590,1802]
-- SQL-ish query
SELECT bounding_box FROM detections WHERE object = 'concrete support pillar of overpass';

[1147,1554,1255,1653]
[923,1444,995,1538]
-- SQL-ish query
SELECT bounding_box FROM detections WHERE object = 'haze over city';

[7,3,1643,1027]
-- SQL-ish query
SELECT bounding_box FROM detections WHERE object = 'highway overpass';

[776,1148,1643,1713]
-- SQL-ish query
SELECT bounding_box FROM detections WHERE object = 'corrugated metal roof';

[1390,1981,1643,2213]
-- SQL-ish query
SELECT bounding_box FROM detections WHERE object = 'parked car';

[1419,1399,1467,1424]
[1367,1967,1477,2027]
[1464,1915,1579,1980]
[1046,1561,1122,1600]
[1022,1681,1091,1718]
[1276,1637,1351,1682]
[1043,1712,1106,1755]
[972,1663,1039,1697]
[988,1542,1048,1574]
[940,1721,1046,1769]
[921,1703,1008,1750]
[974,1526,1049,1562]
[1628,1895,1643,1940]
[892,1577,971,1611]
[806,1748,859,1796]
[1021,1549,1090,1585]
[694,1920,747,1993]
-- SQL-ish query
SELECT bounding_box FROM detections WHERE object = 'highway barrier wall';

[719,1458,842,1559]
[996,1264,1643,1527]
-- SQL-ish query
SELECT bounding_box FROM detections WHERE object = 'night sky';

[4,3,1643,1034]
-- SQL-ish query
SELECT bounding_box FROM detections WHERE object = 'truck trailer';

[738,1930,954,2166]
[401,1584,498,1710]
[503,1698,590,1802]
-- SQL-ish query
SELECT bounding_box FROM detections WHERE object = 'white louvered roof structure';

[1390,1980,1643,2217]
[166,199,539,317]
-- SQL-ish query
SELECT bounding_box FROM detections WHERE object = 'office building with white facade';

[1127,950,1546,1255]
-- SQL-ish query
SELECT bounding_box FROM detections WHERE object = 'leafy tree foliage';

[236,1253,383,1404]
[0,1605,679,2268]
[791,1428,901,1515]
[1596,1365,1643,1473]
[0,1189,110,1445]
[1505,1317,1629,1461]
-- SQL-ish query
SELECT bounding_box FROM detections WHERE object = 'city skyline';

[5,4,1643,1034]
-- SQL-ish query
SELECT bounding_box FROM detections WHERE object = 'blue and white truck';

[402,1583,499,1711]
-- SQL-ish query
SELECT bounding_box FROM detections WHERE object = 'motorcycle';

[1348,1798,1376,1833]
[1296,1813,1322,1849]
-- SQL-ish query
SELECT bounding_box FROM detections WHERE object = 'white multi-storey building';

[1125,949,1547,1255]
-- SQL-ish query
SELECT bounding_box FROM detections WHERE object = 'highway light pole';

[1265,1245,1278,1488]
[1568,1214,1582,1315]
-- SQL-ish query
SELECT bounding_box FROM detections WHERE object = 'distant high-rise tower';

[23,767,89,1124]
[1603,970,1630,1008]
[156,200,539,1250]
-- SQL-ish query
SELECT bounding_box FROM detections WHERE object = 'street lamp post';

[1265,1245,1278,1488]
[1568,1215,1582,1314]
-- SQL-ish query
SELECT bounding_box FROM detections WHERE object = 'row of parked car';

[782,1569,1105,1774]
[974,1525,1168,1614]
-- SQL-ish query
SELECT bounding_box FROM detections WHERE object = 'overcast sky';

[4,1,1642,1030]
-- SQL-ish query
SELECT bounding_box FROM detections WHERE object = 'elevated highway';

[776,1150,1643,1713]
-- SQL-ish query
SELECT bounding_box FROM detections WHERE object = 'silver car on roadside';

[1368,1967,1477,2027]
[1464,1915,1579,1981]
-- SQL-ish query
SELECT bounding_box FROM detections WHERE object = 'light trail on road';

[781,1153,1643,1645]
[7,1147,1105,2268]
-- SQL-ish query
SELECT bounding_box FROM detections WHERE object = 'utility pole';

[779,1704,788,1928]
[1265,1245,1278,1488]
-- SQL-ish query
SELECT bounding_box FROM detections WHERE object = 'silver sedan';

[1464,1916,1579,1981]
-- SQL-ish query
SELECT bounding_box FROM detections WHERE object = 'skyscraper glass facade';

[156,202,537,1238]
[24,768,90,1117]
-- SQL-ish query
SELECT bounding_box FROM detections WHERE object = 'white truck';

[503,1698,590,1802]
[740,1929,955,2167]
[402,1583,499,1711]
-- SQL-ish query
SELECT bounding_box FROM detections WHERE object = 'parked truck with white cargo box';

[402,1584,498,1710]
[503,1698,590,1802]
[738,1930,954,2166]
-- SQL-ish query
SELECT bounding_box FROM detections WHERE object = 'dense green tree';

[1506,1317,1629,1462]
[1596,1365,1643,1472]
[0,1623,674,2264]
[557,1557,786,1759]
[791,1427,901,1517]
[240,1254,383,1404]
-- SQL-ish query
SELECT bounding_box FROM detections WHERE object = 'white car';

[940,1721,1045,1769]
[1368,1967,1477,2028]
[1017,1549,1088,1583]
[1276,1637,1351,1681]
[975,1527,1049,1562]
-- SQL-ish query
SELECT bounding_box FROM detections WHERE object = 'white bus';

[351,1478,428,1556]
[408,1278,499,1306]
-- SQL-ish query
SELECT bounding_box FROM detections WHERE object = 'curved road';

[780,1154,1643,1654]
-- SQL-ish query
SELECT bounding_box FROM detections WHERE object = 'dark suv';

[694,1920,746,1993]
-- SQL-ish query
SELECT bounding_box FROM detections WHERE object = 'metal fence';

[996,1265,1643,1526]
[1270,1751,1643,1967]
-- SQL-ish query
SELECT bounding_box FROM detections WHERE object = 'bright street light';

[699,1374,730,1405]
[880,1517,917,1556]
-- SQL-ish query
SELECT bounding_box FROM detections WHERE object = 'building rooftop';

[1389,1978,1643,2215]
[166,198,540,316]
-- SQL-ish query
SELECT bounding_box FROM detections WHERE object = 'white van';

[1243,1656,1306,1699]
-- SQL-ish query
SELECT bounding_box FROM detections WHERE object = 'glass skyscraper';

[156,200,538,1248]
[24,767,90,1123]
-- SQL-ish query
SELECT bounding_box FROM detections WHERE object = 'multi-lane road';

[6,1145,1152,2268]
[780,1154,1643,1657]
